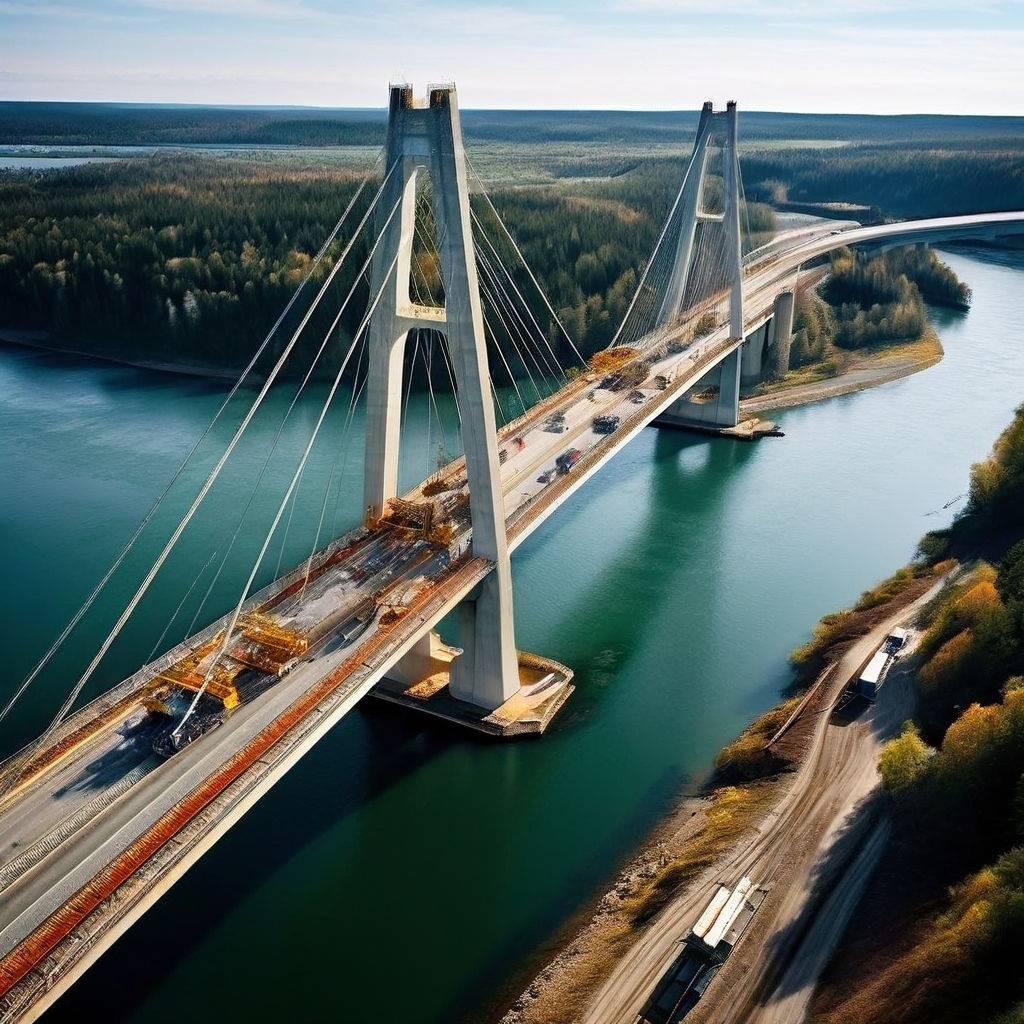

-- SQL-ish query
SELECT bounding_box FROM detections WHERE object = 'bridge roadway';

[0,210,1022,1020]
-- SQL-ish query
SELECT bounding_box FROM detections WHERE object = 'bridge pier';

[740,321,770,384]
[448,573,517,706]
[769,290,795,378]
[739,287,794,386]
[656,345,742,429]
[362,84,567,717]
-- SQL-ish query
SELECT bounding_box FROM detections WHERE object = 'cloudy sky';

[1,0,1022,113]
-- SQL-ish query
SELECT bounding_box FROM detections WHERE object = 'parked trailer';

[857,650,889,702]
[639,878,766,1024]
[856,628,908,701]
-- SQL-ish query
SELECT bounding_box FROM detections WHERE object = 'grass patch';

[791,562,943,680]
[624,783,777,929]
[714,695,803,781]
[746,354,848,397]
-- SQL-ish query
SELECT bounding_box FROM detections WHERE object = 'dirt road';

[580,580,943,1024]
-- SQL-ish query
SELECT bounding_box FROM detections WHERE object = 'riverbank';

[501,566,947,1024]
[1,320,946,414]
[742,325,944,415]
[0,330,239,381]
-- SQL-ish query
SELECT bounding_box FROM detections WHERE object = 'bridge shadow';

[52,714,164,798]
[44,707,452,1024]
[0,339,234,400]
[515,427,762,727]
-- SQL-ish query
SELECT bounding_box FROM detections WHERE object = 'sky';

[1,0,1023,114]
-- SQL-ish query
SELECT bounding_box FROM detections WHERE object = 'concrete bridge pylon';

[362,84,520,710]
[656,100,746,429]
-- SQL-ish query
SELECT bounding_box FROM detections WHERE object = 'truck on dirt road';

[638,877,766,1024]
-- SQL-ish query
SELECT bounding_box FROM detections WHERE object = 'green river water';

[0,246,1022,1023]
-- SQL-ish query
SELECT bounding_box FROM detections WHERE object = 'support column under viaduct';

[739,285,796,383]
[769,289,795,378]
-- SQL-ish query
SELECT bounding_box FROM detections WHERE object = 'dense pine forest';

[0,103,1022,372]
[0,156,375,370]
[0,152,774,369]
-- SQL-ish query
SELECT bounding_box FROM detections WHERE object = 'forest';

[784,244,970,369]
[0,151,777,370]
[5,102,1024,149]
[0,102,1021,373]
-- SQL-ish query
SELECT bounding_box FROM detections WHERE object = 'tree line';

[0,152,778,371]
[787,245,970,368]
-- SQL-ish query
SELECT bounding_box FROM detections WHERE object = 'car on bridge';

[555,448,582,474]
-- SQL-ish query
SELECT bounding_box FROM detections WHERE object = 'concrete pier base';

[656,415,783,442]
[372,631,574,737]
[655,345,742,429]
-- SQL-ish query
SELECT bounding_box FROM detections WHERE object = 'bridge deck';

[1,211,1022,1020]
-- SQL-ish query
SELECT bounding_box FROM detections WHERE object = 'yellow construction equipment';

[158,636,241,710]
[240,612,308,658]
[159,665,240,710]
[589,346,639,374]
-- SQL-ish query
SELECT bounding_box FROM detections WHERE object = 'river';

[0,246,1021,1023]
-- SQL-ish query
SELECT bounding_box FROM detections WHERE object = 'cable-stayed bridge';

[0,84,1022,1021]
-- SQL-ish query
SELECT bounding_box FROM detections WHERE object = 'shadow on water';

[44,708,453,1024]
[524,428,761,725]
[0,340,233,400]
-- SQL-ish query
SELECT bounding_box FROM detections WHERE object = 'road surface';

[580,580,944,1024]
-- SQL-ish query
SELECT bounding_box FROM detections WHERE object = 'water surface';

[0,246,1020,1023]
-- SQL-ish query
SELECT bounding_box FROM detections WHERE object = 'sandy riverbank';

[741,327,944,416]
